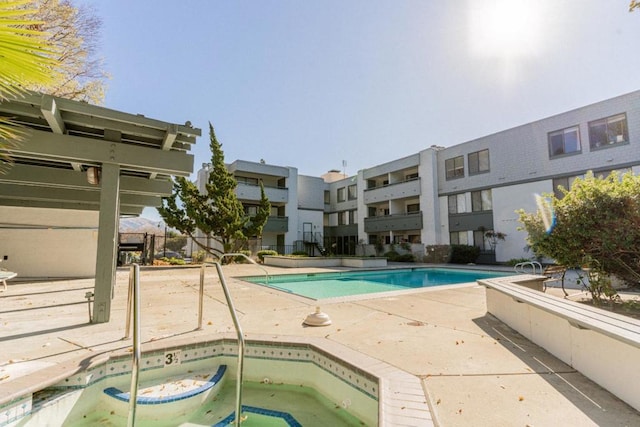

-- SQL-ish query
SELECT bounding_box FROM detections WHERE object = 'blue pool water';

[242,268,509,299]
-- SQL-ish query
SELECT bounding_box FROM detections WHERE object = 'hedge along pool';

[242,268,512,299]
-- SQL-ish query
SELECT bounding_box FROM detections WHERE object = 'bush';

[518,171,640,293]
[507,258,533,266]
[396,253,415,262]
[158,257,185,265]
[233,250,252,263]
[257,250,278,262]
[384,250,400,261]
[450,245,480,264]
[191,250,208,263]
[291,250,309,257]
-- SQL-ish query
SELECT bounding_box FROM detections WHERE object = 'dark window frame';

[588,113,629,150]
[548,126,581,158]
[468,149,490,175]
[445,156,465,180]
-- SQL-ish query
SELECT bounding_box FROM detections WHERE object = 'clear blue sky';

[81,1,640,220]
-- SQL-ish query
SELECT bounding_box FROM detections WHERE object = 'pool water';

[244,268,509,299]
[74,381,363,426]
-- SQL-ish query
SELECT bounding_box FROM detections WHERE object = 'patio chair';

[1,268,17,291]
[543,265,568,296]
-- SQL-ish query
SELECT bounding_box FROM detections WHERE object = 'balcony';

[263,216,288,233]
[363,178,421,204]
[236,182,288,203]
[364,212,423,233]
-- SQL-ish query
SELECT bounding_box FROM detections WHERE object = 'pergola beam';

[6,129,194,176]
[0,164,173,195]
[40,95,66,134]
[0,183,161,207]
[0,198,144,215]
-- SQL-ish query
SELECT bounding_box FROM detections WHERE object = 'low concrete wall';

[481,275,640,413]
[263,256,387,268]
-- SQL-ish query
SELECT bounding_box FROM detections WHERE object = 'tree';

[518,171,640,301]
[158,123,271,259]
[25,0,108,104]
[631,0,640,12]
[0,0,58,173]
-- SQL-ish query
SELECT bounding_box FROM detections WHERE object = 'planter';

[263,256,387,268]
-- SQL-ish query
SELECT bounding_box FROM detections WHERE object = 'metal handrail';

[126,264,141,427]
[197,253,269,330]
[198,253,268,427]
[514,261,543,275]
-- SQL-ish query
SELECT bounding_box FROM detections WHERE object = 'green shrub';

[384,250,400,261]
[234,250,252,263]
[506,258,532,266]
[450,245,480,264]
[291,250,309,257]
[191,250,208,263]
[160,257,185,265]
[257,250,278,262]
[396,253,415,262]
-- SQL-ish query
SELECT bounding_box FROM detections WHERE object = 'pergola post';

[92,163,121,323]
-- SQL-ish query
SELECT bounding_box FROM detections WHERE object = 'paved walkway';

[1,264,639,426]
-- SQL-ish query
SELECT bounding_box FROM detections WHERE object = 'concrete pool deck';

[1,263,639,426]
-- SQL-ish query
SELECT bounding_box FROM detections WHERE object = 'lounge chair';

[0,268,17,291]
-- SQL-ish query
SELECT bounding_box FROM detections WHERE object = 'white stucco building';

[195,90,640,263]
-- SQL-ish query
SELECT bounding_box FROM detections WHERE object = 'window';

[405,172,418,181]
[408,235,421,243]
[445,156,464,179]
[337,187,346,202]
[368,206,377,217]
[468,150,490,174]
[367,179,377,189]
[244,205,258,216]
[324,190,330,204]
[473,230,486,250]
[471,189,492,212]
[595,167,631,179]
[589,114,629,149]
[338,211,347,225]
[553,176,580,199]
[347,184,357,200]
[448,194,466,214]
[348,210,357,224]
[236,176,259,186]
[548,126,581,157]
[450,231,468,245]
[406,203,420,213]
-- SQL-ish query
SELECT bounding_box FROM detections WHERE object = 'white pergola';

[0,93,201,323]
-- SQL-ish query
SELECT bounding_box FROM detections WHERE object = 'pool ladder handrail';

[125,264,141,427]
[199,253,269,427]
[514,261,543,275]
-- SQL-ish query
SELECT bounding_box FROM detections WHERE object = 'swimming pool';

[243,267,510,299]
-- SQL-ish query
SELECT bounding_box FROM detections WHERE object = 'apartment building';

[195,160,325,254]
[198,90,640,262]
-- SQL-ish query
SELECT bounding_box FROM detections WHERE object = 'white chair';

[0,268,17,291]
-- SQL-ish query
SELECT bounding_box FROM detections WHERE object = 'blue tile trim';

[103,365,226,404]
[213,405,302,427]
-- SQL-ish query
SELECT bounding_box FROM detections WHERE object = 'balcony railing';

[364,211,423,233]
[363,178,421,204]
[236,182,288,203]
[263,216,288,233]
